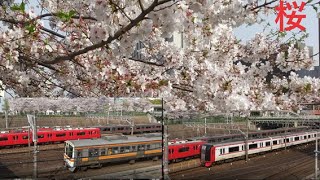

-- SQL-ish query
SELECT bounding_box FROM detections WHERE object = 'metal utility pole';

[4,110,8,129]
[161,98,169,180]
[27,114,37,179]
[131,121,134,136]
[245,117,249,162]
[316,132,318,180]
[204,117,207,136]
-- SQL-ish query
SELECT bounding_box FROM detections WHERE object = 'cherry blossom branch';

[110,0,133,22]
[127,57,165,66]
[43,0,172,64]
[40,26,66,38]
[138,0,145,11]
[250,0,277,11]
[172,84,194,92]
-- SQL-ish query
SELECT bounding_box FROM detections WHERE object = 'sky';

[234,1,319,66]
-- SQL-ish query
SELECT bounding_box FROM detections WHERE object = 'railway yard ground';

[0,144,161,179]
[169,142,318,180]
[0,115,151,129]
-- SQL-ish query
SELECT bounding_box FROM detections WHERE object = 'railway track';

[0,145,161,179]
[169,143,315,180]
[0,143,64,154]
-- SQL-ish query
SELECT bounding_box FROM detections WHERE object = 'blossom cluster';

[0,0,318,114]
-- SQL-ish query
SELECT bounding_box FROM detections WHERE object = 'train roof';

[204,130,319,147]
[92,123,161,127]
[66,134,161,147]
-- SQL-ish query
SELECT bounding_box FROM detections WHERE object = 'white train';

[201,131,318,167]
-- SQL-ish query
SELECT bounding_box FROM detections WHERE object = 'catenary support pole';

[33,115,37,179]
[316,132,318,180]
[204,118,207,136]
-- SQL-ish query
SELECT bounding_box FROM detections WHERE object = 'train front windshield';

[65,142,73,158]
[201,144,211,162]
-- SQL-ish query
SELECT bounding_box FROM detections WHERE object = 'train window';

[56,133,66,137]
[266,142,271,146]
[132,146,137,152]
[0,137,8,141]
[38,134,44,138]
[294,137,299,141]
[178,147,189,153]
[138,145,145,151]
[137,127,140,129]
[112,128,115,131]
[220,148,225,155]
[285,138,289,143]
[89,149,99,157]
[106,128,110,131]
[229,146,239,153]
[77,151,82,158]
[112,147,119,154]
[146,145,151,150]
[125,146,130,152]
[22,135,28,139]
[304,136,307,139]
[150,144,156,149]
[77,132,85,136]
[249,144,257,149]
[100,149,106,156]
[120,147,125,153]
[308,135,311,138]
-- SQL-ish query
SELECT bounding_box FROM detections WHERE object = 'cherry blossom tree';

[8,97,154,114]
[1,0,319,113]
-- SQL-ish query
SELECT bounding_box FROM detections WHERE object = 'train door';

[12,134,19,145]
[137,144,145,157]
[201,144,212,162]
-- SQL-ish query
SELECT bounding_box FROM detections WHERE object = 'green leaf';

[10,2,25,12]
[26,24,36,33]
[56,10,77,22]
[10,4,21,11]
[69,10,76,17]
[20,2,25,11]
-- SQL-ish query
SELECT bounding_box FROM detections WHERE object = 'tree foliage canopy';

[0,0,320,113]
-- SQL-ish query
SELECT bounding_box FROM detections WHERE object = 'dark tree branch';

[40,27,66,38]
[172,84,194,92]
[250,0,277,11]
[127,57,165,66]
[138,0,145,11]
[110,0,133,22]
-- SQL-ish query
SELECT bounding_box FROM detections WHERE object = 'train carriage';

[64,133,162,172]
[95,123,162,135]
[0,127,101,147]
[201,131,318,167]
[168,140,205,163]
